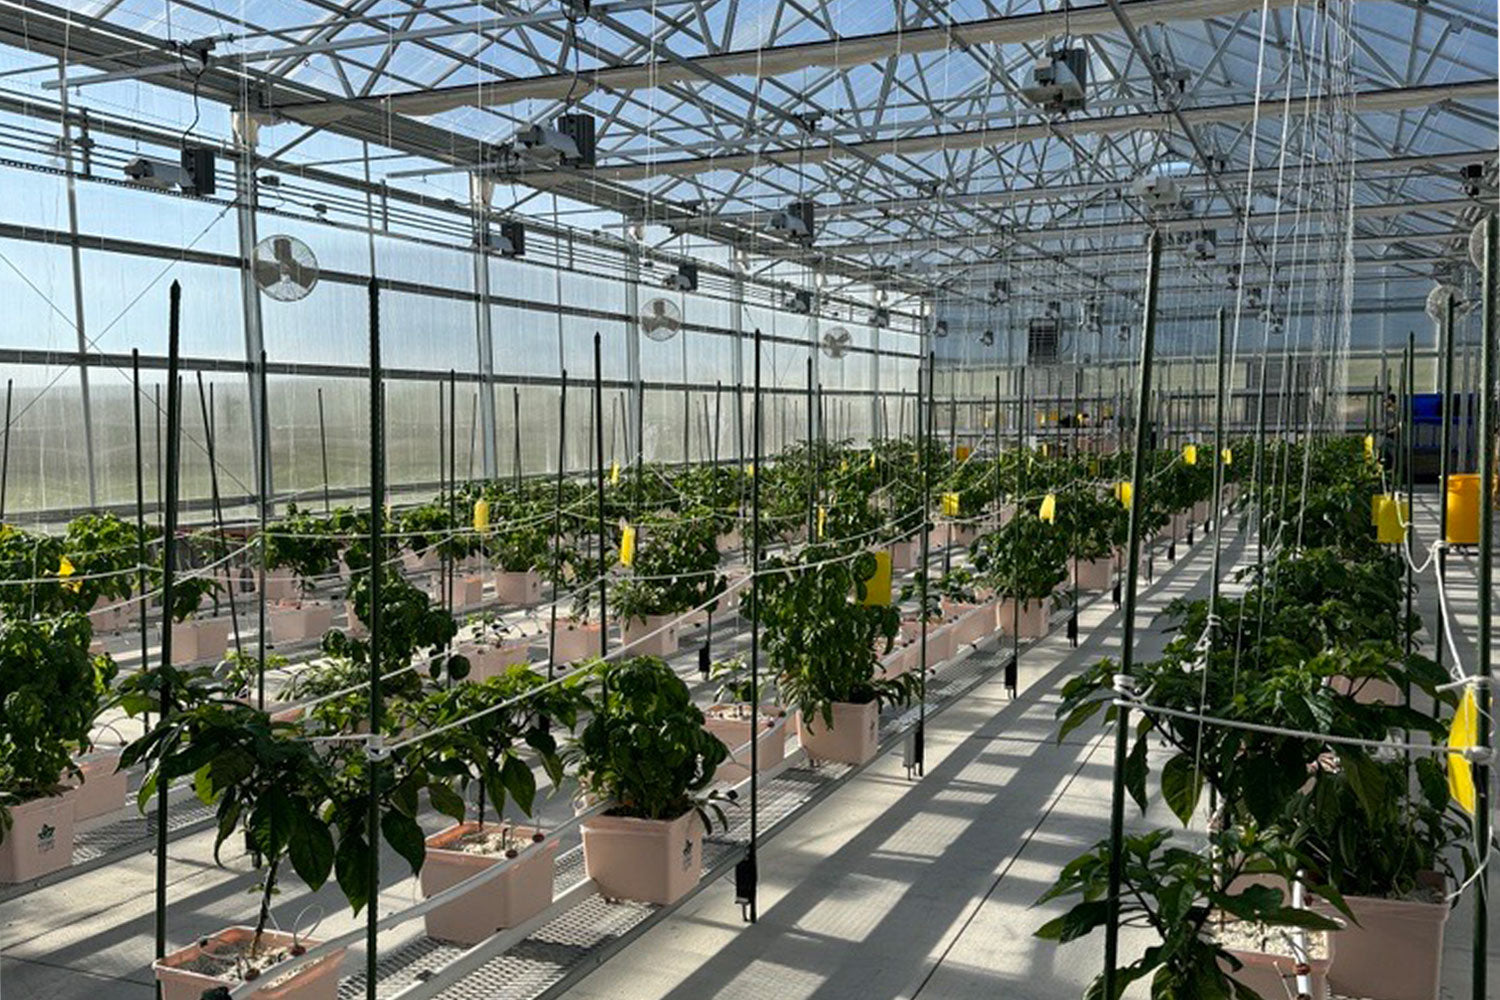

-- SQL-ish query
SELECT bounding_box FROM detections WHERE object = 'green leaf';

[249,786,296,858]
[381,809,427,876]
[335,832,372,915]
[1058,697,1107,743]
[1034,899,1109,943]
[1124,736,1149,814]
[501,755,537,817]
[287,809,335,891]
[427,781,467,824]
[1160,754,1204,826]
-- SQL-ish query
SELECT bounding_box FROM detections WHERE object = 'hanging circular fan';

[639,296,684,342]
[253,235,319,302]
[821,326,852,360]
[1426,284,1459,321]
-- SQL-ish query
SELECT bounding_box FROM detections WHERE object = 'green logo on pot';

[37,823,56,853]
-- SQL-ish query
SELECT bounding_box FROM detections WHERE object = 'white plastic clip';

[364,732,391,762]
[1112,673,1137,698]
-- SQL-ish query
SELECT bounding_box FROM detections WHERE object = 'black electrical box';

[499,220,526,258]
[180,144,216,196]
[557,114,597,167]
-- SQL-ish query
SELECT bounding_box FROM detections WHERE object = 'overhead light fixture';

[519,113,597,166]
[770,201,816,244]
[122,144,217,196]
[480,220,526,257]
[1018,48,1088,114]
[663,263,698,292]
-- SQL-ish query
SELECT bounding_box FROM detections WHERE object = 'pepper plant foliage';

[404,665,588,826]
[748,546,918,727]
[611,511,723,623]
[566,656,730,829]
[118,668,463,936]
[1037,825,1344,1000]
[0,613,114,841]
[969,510,1069,602]
[265,503,341,591]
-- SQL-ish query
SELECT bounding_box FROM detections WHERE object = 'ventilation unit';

[1028,315,1061,364]
[640,297,684,341]
[821,327,852,360]
[252,236,319,302]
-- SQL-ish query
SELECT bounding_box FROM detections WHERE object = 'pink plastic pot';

[342,601,367,638]
[419,823,559,944]
[997,598,1049,640]
[402,550,440,573]
[551,622,602,663]
[68,752,127,822]
[889,540,920,571]
[260,575,300,602]
[268,602,334,644]
[797,700,879,766]
[0,790,75,882]
[620,615,679,657]
[493,570,543,606]
[169,617,231,665]
[462,638,533,681]
[154,927,344,1000]
[581,810,702,905]
[704,706,787,783]
[942,598,999,648]
[900,619,953,665]
[1312,881,1448,1000]
[1071,556,1114,592]
[432,575,485,609]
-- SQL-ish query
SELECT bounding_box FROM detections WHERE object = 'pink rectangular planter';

[620,615,679,657]
[1221,943,1332,1000]
[997,598,1049,640]
[704,706,787,783]
[0,790,75,882]
[154,928,344,1000]
[1071,556,1114,592]
[402,550,440,573]
[878,641,918,680]
[551,622,602,663]
[268,602,334,645]
[419,823,559,945]
[460,639,532,681]
[493,570,543,606]
[716,529,742,554]
[68,752,127,822]
[260,575,300,602]
[88,597,120,634]
[432,575,485,609]
[1312,886,1448,1000]
[942,598,999,648]
[797,700,879,765]
[170,617,231,665]
[581,810,702,905]
[900,619,953,665]
[889,540,920,571]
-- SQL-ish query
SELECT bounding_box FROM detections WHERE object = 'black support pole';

[257,351,270,710]
[0,377,12,521]
[740,325,763,924]
[155,281,183,999]
[594,333,608,657]
[1102,231,1162,998]
[317,387,330,513]
[365,278,384,1000]
[131,351,149,733]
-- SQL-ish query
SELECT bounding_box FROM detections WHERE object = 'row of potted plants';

[1040,435,1468,999]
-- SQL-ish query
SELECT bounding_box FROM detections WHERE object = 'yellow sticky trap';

[869,453,876,469]
[1039,493,1057,524]
[1088,458,1100,477]
[1183,444,1198,466]
[817,505,827,539]
[1376,495,1409,545]
[1221,448,1233,466]
[1115,482,1134,507]
[861,550,892,607]
[745,463,755,477]
[1040,442,1050,457]
[840,459,848,473]
[1447,688,1479,815]
[609,461,620,486]
[1363,434,1375,460]
[58,555,80,593]
[955,445,971,462]
[1371,493,1389,527]
[472,498,491,534]
[940,492,960,517]
[619,524,636,567]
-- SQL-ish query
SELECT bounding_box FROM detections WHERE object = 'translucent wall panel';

[0,364,96,520]
[0,237,78,352]
[267,374,369,502]
[82,250,244,359]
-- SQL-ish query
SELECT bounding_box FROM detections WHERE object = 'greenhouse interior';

[0,0,1496,998]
